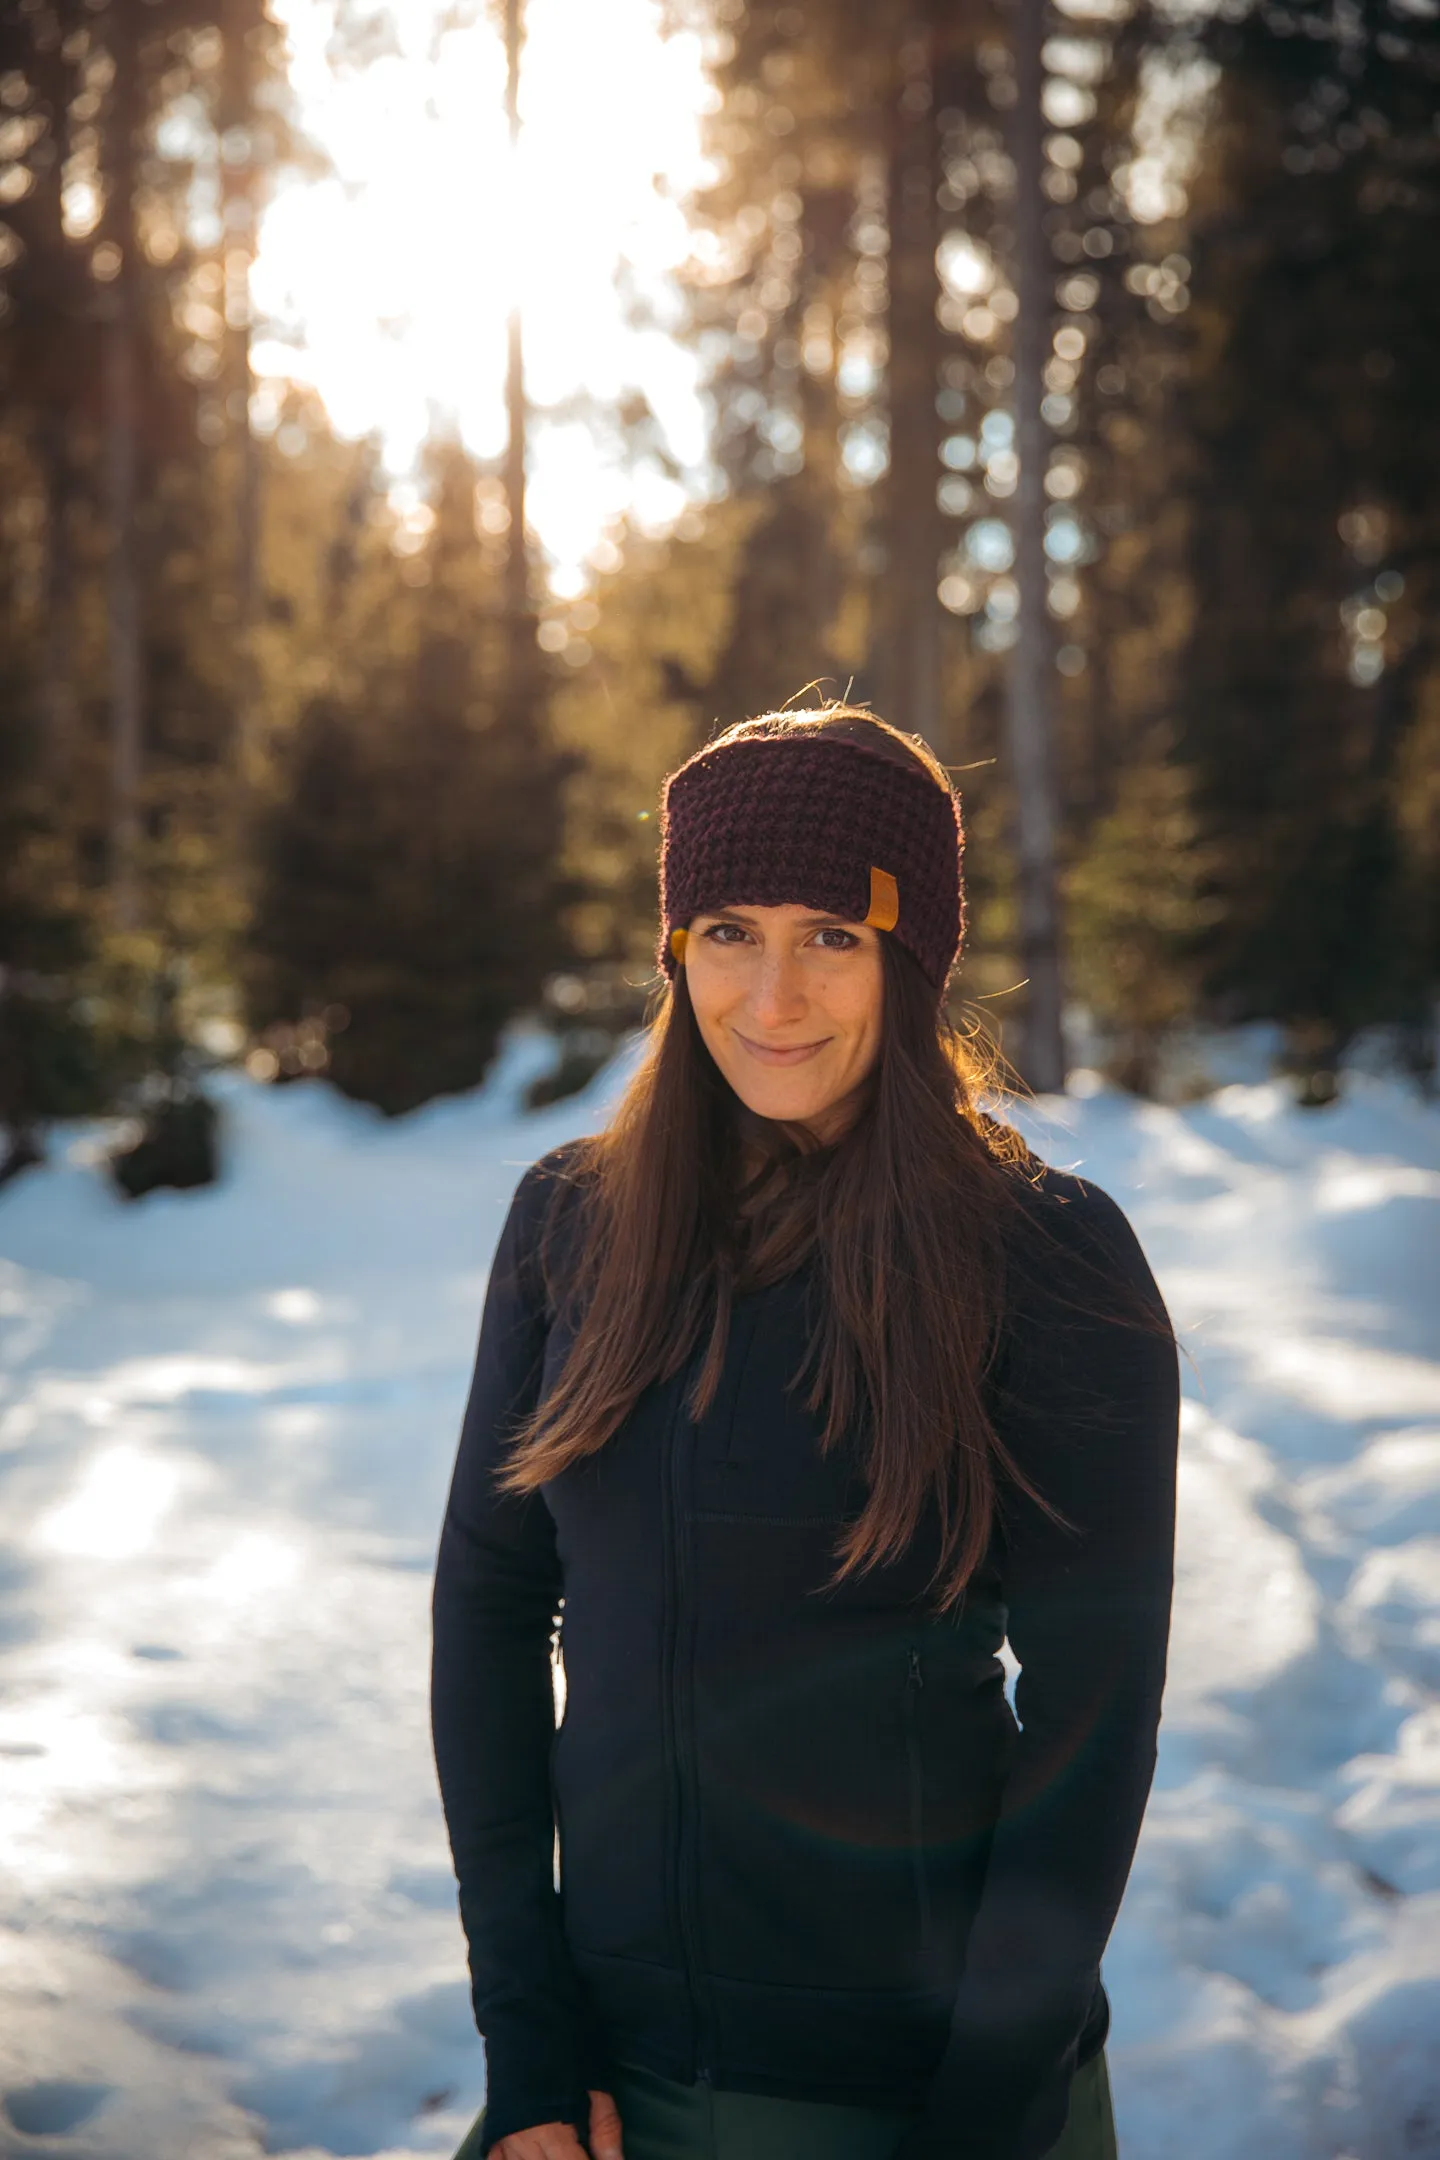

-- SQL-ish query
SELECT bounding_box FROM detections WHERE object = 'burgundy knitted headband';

[657,724,966,993]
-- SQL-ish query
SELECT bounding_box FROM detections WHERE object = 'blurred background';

[1,6,1439,2158]
[0,0,1436,1193]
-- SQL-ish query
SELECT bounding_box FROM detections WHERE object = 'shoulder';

[986,1158,1178,1479]
[509,1135,594,1213]
[501,1136,600,1304]
[1016,1157,1141,1254]
[975,1113,1139,1262]
[1002,1154,1171,1333]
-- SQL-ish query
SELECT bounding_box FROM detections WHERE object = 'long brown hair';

[497,710,1094,1611]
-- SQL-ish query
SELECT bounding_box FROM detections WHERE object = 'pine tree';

[1174,0,1440,1075]
[547,494,762,968]
[1065,746,1220,1095]
[0,682,105,1177]
[242,443,574,1116]
[0,0,301,1133]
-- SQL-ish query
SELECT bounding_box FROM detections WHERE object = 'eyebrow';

[699,906,860,929]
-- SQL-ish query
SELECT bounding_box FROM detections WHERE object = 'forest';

[0,0,1436,1189]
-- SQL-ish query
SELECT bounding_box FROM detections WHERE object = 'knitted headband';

[657,722,965,993]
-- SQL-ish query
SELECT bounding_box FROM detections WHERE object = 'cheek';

[684,956,727,1023]
[684,959,743,1051]
[813,965,883,1059]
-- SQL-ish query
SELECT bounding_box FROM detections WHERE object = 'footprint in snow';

[3,2082,113,2136]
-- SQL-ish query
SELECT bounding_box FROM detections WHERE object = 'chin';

[727,1074,837,1128]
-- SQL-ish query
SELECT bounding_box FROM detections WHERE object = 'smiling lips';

[733,1031,832,1067]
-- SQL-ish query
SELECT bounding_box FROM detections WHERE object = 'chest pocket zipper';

[904,1649,931,1948]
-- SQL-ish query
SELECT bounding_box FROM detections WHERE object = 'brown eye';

[814,927,860,951]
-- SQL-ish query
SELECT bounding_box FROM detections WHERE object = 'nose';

[745,944,809,1030]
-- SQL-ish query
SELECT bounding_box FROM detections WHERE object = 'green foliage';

[0,756,213,1156]
[0,681,109,1146]
[244,691,567,1117]
[1065,751,1221,1095]
[549,494,762,966]
[1393,665,1440,1021]
[1175,0,1440,1053]
[0,0,302,1155]
[242,444,573,1117]
[1,0,1436,1137]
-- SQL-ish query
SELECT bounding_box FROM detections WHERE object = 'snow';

[0,1026,1437,2160]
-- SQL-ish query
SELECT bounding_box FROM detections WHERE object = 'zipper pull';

[908,1649,923,1687]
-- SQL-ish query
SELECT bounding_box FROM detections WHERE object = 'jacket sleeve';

[431,1152,606,2156]
[895,1177,1179,2160]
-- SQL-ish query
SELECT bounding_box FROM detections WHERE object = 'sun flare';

[250,0,717,579]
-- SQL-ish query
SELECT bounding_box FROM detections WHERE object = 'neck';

[734,1082,869,1188]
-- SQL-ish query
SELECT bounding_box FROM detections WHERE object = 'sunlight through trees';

[0,0,1435,1183]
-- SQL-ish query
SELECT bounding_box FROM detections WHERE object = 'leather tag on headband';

[669,926,689,962]
[864,866,900,932]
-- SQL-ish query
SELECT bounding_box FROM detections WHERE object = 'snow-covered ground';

[1,1028,1437,2160]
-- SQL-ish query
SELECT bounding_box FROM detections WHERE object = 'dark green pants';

[455,2047,1118,2159]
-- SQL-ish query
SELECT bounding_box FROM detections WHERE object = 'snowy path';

[0,1040,1436,2160]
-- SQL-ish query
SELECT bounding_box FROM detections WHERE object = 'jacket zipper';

[664,1386,711,2082]
[904,1649,931,1949]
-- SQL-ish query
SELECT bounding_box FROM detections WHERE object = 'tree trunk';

[1005,0,1066,1092]
[38,409,80,776]
[221,0,262,782]
[28,20,83,777]
[877,12,945,752]
[502,0,534,702]
[102,16,143,930]
[793,184,852,695]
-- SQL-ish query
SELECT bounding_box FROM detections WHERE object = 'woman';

[433,707,1179,2160]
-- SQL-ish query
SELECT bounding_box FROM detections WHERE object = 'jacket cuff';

[477,2072,588,2157]
[476,2010,614,2155]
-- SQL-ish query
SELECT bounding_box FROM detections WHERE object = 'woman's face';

[683,902,884,1142]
